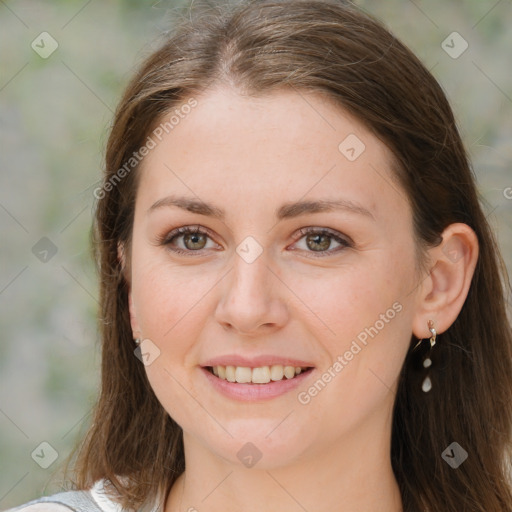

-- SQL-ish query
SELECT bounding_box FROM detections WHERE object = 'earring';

[412,320,437,393]
[134,338,141,345]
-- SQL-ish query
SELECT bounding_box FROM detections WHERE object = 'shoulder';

[4,504,73,512]
[3,486,104,512]
[3,478,161,512]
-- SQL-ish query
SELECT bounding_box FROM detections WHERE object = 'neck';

[165,403,403,512]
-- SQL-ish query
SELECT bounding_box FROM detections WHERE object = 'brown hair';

[65,1,512,510]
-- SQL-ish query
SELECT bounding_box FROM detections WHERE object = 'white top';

[89,480,125,512]
[5,479,163,512]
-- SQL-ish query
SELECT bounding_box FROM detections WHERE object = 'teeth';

[225,365,236,382]
[210,365,308,384]
[235,366,252,383]
[283,366,295,379]
[252,366,271,384]
[270,365,283,381]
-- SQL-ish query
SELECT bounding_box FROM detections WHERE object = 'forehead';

[136,86,405,221]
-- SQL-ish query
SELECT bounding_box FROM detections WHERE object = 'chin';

[197,417,314,469]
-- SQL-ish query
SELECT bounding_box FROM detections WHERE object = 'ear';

[412,223,479,339]
[117,241,141,338]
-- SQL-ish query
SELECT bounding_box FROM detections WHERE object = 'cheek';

[288,257,410,348]
[131,252,218,342]
[288,248,416,393]
[130,257,219,428]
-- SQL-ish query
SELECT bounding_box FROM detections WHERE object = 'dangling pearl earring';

[412,320,437,393]
[422,320,436,392]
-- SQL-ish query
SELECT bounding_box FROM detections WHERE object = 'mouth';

[205,364,315,384]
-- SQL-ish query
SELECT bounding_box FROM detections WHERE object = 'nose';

[214,252,289,336]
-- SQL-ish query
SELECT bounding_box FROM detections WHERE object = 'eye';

[290,227,352,256]
[159,225,219,255]
[158,225,352,257]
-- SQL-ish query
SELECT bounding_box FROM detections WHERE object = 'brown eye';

[183,232,208,250]
[160,225,219,255]
[305,233,333,252]
[292,227,352,256]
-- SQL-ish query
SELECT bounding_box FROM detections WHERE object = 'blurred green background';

[1,0,511,508]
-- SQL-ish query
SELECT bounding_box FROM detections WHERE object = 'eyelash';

[157,225,353,257]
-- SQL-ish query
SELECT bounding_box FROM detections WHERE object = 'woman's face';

[126,86,424,468]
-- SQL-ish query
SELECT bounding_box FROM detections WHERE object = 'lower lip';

[200,367,315,401]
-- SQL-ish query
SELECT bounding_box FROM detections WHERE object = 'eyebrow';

[148,195,375,220]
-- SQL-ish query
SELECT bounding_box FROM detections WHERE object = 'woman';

[7,0,512,511]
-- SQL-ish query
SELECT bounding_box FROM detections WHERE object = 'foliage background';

[1,0,511,508]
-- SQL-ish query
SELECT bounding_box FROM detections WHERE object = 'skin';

[121,86,479,512]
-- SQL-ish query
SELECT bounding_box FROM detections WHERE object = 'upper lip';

[201,355,315,368]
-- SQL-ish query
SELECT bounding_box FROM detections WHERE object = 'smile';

[201,364,315,401]
[207,365,313,384]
